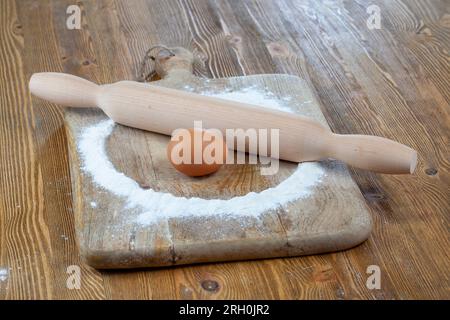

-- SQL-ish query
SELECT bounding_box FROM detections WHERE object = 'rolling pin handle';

[29,72,100,108]
[327,133,417,174]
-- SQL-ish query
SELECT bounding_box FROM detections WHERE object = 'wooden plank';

[0,0,447,299]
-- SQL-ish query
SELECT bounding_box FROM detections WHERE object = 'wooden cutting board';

[65,47,371,269]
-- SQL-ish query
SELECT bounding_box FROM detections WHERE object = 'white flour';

[201,85,294,113]
[78,87,325,225]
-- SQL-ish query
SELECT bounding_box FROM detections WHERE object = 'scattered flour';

[78,87,325,225]
[202,86,294,113]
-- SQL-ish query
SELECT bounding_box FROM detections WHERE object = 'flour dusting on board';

[78,87,325,225]
[201,85,294,113]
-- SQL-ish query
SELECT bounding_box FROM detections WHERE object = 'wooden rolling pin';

[29,72,417,174]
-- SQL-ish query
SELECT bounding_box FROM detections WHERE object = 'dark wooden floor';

[0,0,449,299]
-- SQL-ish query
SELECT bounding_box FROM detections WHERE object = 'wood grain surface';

[0,0,449,299]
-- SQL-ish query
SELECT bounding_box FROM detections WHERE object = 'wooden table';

[0,0,448,299]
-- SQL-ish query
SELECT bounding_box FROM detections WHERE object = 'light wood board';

[65,61,371,269]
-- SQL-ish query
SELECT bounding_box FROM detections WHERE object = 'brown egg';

[167,128,228,177]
